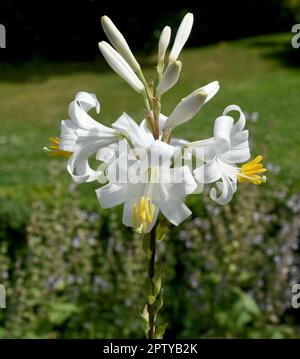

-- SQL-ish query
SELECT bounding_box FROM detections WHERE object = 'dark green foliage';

[1,179,299,338]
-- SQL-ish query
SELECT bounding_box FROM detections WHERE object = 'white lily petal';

[112,112,153,148]
[156,60,182,96]
[189,137,215,149]
[122,198,159,233]
[122,199,134,227]
[160,199,192,226]
[68,92,103,130]
[169,13,194,61]
[60,119,78,152]
[171,137,189,148]
[163,166,197,197]
[193,179,205,194]
[96,183,125,209]
[199,80,220,103]
[213,115,234,153]
[74,91,100,113]
[101,16,141,72]
[165,81,219,129]
[231,130,249,147]
[223,104,246,135]
[61,93,122,183]
[195,159,221,184]
[184,81,220,103]
[68,98,117,141]
[98,41,144,93]
[219,139,250,163]
[150,140,174,167]
[67,145,100,184]
[106,149,131,184]
[210,174,237,205]
[96,146,117,163]
[158,26,171,62]
[165,91,207,129]
[67,136,118,184]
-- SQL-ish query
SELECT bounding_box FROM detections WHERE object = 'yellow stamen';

[133,201,138,227]
[132,196,156,233]
[146,204,156,224]
[44,137,72,158]
[237,155,267,185]
[139,196,146,220]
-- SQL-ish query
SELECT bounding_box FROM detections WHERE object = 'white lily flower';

[98,41,144,93]
[169,13,194,62]
[156,60,182,96]
[96,114,197,233]
[59,92,122,184]
[158,26,171,65]
[192,105,266,205]
[48,14,267,239]
[101,16,141,72]
[165,81,220,129]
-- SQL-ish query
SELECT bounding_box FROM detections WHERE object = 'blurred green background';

[1,1,300,338]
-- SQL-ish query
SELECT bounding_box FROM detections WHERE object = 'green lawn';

[1,32,300,222]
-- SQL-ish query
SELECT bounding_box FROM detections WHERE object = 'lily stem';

[147,223,157,339]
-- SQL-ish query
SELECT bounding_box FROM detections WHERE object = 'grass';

[1,32,300,224]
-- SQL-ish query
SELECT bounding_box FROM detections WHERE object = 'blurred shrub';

[0,173,300,338]
[165,185,300,338]
[0,181,145,338]
[287,0,300,21]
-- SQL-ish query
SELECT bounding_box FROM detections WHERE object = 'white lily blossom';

[192,105,266,205]
[158,26,171,64]
[169,13,194,62]
[96,114,197,233]
[101,15,141,72]
[48,12,266,236]
[98,41,144,93]
[156,60,182,96]
[165,81,220,129]
[59,92,123,184]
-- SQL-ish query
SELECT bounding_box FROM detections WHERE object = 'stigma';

[133,196,156,233]
[44,137,72,158]
[237,155,267,185]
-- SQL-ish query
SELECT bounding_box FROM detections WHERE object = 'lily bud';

[98,41,144,94]
[101,15,141,72]
[158,26,171,63]
[165,81,220,129]
[169,13,194,62]
[156,60,182,96]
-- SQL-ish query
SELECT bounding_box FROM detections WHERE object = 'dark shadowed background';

[0,0,299,62]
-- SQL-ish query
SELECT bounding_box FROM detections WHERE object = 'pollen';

[133,196,156,233]
[44,137,72,158]
[237,155,267,185]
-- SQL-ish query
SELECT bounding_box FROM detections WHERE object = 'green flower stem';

[147,224,157,339]
[140,223,167,339]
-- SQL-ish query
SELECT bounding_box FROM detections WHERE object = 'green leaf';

[156,223,167,242]
[153,275,161,298]
[154,323,168,339]
[154,289,164,317]
[138,305,150,338]
[48,302,78,325]
[144,279,152,298]
[148,295,155,305]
